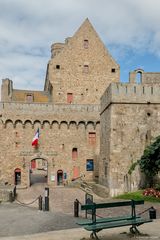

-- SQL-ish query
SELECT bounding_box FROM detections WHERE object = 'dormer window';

[84,39,89,49]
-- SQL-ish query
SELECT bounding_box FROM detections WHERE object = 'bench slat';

[81,200,144,210]
[84,218,152,231]
[77,215,140,226]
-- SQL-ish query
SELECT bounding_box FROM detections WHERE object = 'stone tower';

[44,18,120,104]
[100,69,160,196]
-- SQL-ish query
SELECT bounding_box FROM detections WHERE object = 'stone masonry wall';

[0,102,100,187]
[0,19,119,190]
[100,81,160,196]
[129,69,160,84]
[47,19,120,104]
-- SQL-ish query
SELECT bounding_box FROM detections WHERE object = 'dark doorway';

[57,170,63,185]
[15,168,21,185]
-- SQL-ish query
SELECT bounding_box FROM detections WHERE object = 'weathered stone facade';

[100,69,160,196]
[0,19,119,188]
[2,19,158,196]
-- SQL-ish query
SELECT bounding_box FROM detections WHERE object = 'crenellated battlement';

[101,82,160,112]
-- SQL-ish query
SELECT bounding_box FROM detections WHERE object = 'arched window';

[136,71,142,84]
[72,148,78,160]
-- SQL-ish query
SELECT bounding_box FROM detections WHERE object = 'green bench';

[76,200,152,239]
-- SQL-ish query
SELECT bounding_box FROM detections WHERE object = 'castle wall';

[100,82,160,196]
[0,102,100,187]
[0,19,119,190]
[129,69,160,84]
[101,82,160,110]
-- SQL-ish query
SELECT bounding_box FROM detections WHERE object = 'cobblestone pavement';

[0,184,88,237]
[0,183,160,238]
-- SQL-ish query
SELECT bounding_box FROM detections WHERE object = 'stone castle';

[0,19,160,196]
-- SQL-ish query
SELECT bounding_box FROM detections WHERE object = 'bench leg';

[90,231,100,240]
[130,226,140,235]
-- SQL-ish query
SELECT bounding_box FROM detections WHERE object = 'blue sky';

[0,0,160,92]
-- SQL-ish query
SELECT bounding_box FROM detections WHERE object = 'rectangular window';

[84,39,89,49]
[88,132,96,145]
[56,65,60,69]
[86,159,94,171]
[67,93,73,104]
[26,93,33,102]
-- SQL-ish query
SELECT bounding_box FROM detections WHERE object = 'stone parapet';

[0,102,100,113]
[101,82,160,113]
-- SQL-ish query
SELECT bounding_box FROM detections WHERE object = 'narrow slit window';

[83,65,89,73]
[143,86,145,94]
[151,87,153,94]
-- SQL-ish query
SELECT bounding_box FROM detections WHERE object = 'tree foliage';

[128,136,160,187]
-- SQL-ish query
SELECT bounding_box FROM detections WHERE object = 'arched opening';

[30,158,48,185]
[14,168,21,185]
[57,170,63,185]
[136,71,142,84]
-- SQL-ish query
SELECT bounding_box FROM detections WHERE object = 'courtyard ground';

[0,182,160,239]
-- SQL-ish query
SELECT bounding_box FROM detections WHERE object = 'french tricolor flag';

[32,128,40,147]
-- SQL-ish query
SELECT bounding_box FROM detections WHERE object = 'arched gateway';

[29,158,48,186]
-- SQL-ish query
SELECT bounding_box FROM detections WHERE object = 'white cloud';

[0,0,160,92]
